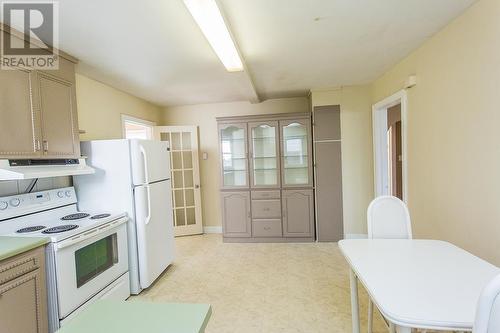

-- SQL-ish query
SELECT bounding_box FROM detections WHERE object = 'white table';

[339,239,499,333]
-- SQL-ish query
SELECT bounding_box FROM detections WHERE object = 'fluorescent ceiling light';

[183,0,244,72]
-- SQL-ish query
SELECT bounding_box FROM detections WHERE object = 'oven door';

[54,217,129,319]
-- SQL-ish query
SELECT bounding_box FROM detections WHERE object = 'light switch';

[202,152,208,160]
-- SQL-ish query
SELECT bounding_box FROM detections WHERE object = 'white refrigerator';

[74,139,174,294]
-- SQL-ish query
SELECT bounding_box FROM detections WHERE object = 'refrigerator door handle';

[139,145,150,184]
[144,185,152,225]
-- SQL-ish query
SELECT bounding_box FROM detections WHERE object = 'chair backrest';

[367,196,412,239]
[474,274,500,333]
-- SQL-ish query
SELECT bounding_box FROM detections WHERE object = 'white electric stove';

[0,187,131,333]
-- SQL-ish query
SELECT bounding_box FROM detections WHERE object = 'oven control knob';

[9,198,20,207]
[0,201,7,210]
[57,191,65,198]
[65,190,72,198]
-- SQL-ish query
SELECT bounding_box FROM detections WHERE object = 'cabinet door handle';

[42,140,49,152]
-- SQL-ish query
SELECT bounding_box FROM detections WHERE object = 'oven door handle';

[56,217,128,250]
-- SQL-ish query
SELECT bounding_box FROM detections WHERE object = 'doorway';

[153,126,203,236]
[372,90,408,202]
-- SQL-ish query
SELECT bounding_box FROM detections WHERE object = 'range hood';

[0,158,95,180]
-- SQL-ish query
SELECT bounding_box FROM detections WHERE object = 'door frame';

[372,90,408,202]
[153,125,203,236]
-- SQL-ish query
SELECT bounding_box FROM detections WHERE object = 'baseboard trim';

[345,233,368,239]
[203,226,223,234]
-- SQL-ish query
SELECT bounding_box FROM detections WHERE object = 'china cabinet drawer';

[251,199,281,219]
[252,219,282,237]
[251,190,281,200]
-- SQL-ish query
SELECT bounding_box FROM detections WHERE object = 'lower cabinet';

[282,189,315,237]
[221,191,251,237]
[0,246,48,333]
[221,189,315,241]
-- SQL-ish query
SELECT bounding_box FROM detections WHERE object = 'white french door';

[154,126,203,236]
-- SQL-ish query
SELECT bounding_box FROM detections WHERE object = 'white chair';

[473,273,500,333]
[366,196,412,333]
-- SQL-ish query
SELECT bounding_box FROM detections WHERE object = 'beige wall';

[76,73,162,140]
[311,86,374,236]
[372,0,500,265]
[161,97,309,227]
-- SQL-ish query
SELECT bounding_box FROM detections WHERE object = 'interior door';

[134,181,174,288]
[154,126,203,236]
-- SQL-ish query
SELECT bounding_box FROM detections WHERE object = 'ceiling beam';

[217,0,260,103]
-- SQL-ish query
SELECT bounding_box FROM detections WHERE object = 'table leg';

[349,269,360,333]
[395,325,411,333]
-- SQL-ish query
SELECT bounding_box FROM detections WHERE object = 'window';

[121,115,156,140]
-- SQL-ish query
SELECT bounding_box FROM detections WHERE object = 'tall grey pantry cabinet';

[313,105,344,241]
[217,113,315,242]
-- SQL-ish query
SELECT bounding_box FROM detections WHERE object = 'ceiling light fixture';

[183,0,244,72]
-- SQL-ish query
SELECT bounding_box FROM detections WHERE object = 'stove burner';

[61,213,90,221]
[42,225,79,234]
[16,226,46,233]
[90,214,111,220]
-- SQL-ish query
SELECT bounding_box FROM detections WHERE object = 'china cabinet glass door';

[249,121,279,188]
[280,119,312,187]
[219,123,249,188]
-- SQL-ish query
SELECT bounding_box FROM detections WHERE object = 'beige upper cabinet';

[37,72,80,157]
[0,68,41,158]
[0,25,80,160]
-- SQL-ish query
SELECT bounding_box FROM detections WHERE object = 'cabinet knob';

[42,140,49,152]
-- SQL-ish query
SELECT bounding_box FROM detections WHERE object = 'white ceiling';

[25,0,477,105]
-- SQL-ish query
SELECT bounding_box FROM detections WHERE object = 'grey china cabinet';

[217,113,314,242]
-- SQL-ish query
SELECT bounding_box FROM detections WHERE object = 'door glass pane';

[174,189,184,207]
[160,133,169,141]
[185,189,194,206]
[283,122,309,185]
[183,152,193,169]
[175,209,186,226]
[182,132,191,150]
[75,234,117,288]
[186,208,196,225]
[184,170,194,188]
[221,126,247,187]
[173,171,183,188]
[172,152,182,170]
[252,124,277,186]
[171,133,181,151]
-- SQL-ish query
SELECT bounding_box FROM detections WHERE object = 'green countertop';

[0,236,49,261]
[56,300,212,333]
